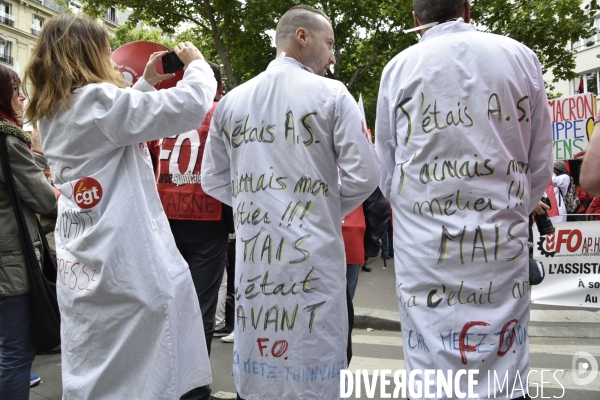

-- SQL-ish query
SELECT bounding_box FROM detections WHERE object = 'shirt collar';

[267,52,315,74]
[420,19,476,42]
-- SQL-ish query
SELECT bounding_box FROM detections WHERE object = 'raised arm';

[93,44,217,147]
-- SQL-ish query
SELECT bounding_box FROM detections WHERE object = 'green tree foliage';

[110,25,176,51]
[80,0,598,127]
[311,0,416,131]
[79,0,289,90]
[471,0,599,90]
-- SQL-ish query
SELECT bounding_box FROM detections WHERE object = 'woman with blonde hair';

[23,14,217,399]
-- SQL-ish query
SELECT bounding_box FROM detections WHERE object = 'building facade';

[0,0,130,72]
[546,1,600,100]
[0,0,58,70]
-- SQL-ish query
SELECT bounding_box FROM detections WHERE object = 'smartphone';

[162,51,184,74]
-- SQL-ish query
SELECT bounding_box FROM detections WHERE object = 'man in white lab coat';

[375,1,553,398]
[201,5,379,399]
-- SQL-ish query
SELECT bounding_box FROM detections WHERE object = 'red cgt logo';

[74,177,103,209]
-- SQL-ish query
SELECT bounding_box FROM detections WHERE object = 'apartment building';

[0,0,128,71]
[547,1,600,100]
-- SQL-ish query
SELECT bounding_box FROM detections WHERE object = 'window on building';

[587,71,598,95]
[0,41,13,65]
[32,16,44,36]
[573,70,600,95]
[572,16,600,50]
[69,1,82,14]
[0,2,14,27]
[106,7,116,22]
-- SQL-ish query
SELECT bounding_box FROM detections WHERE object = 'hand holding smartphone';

[161,51,185,74]
[173,42,204,69]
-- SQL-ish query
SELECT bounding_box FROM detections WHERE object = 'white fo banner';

[532,221,600,308]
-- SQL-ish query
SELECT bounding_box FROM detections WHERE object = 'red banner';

[149,103,222,221]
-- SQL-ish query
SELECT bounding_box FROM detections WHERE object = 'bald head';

[275,5,331,49]
[413,0,467,24]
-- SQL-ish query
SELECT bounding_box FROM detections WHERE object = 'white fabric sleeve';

[552,174,570,195]
[526,55,554,214]
[93,60,217,147]
[334,87,380,217]
[374,68,396,200]
[200,102,233,206]
[131,77,155,93]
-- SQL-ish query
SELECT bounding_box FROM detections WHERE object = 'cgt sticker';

[74,177,103,209]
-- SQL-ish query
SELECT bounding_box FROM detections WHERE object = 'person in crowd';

[551,161,570,223]
[344,188,390,299]
[586,196,600,221]
[148,61,232,400]
[23,14,217,399]
[214,271,231,337]
[31,150,60,261]
[344,206,367,297]
[214,233,236,344]
[573,178,593,221]
[581,122,600,196]
[379,214,393,260]
[201,5,379,399]
[0,64,56,399]
[375,1,553,398]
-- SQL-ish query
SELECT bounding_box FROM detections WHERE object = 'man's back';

[377,22,551,211]
[376,20,553,398]
[202,55,378,399]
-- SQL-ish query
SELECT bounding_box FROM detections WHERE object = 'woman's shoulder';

[0,120,31,145]
[72,82,127,114]
[74,81,120,97]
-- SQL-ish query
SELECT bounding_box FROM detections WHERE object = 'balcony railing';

[0,15,14,27]
[0,54,13,65]
[31,28,41,36]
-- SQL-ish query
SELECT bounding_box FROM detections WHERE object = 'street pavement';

[29,257,600,399]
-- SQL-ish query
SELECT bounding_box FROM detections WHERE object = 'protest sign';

[532,221,600,308]
[548,93,596,160]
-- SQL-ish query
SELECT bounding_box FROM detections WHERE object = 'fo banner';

[532,221,600,308]
[548,93,596,161]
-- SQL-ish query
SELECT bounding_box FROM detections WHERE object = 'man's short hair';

[413,0,467,24]
[275,5,331,47]
[207,61,223,88]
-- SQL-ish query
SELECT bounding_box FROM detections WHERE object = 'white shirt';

[376,21,553,398]
[201,56,379,400]
[40,60,217,399]
[551,173,570,222]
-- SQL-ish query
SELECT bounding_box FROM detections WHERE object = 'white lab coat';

[201,56,379,400]
[376,21,553,399]
[551,173,570,223]
[39,60,217,399]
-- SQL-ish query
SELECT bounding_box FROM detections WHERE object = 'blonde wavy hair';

[23,14,125,125]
